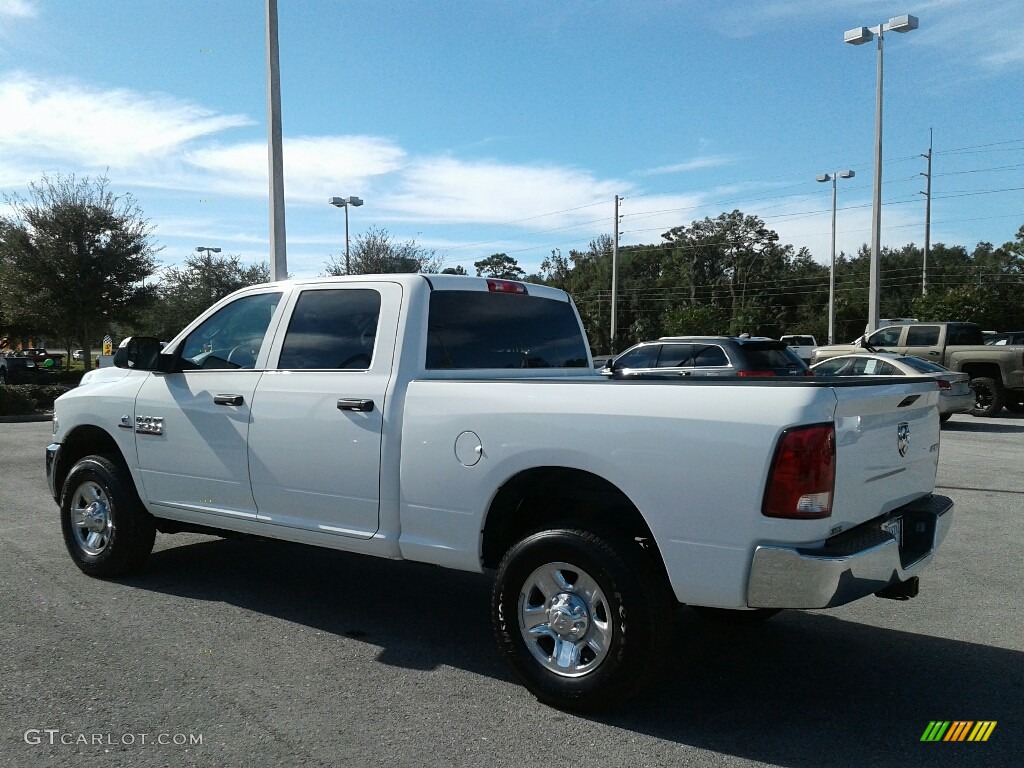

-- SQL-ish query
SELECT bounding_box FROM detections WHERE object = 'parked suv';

[604,336,811,378]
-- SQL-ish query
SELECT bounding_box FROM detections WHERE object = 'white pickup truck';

[780,334,818,364]
[46,275,953,710]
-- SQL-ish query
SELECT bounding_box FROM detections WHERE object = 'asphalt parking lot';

[1,414,1021,768]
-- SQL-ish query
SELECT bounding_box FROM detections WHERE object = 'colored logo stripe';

[921,722,949,742]
[968,722,997,742]
[921,721,996,742]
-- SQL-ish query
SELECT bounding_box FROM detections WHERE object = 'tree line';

[2,173,1022,365]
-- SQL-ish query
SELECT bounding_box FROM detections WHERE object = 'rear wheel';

[60,454,155,577]
[939,413,952,424]
[492,528,672,711]
[969,377,1004,417]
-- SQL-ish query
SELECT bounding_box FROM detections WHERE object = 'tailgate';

[830,379,941,533]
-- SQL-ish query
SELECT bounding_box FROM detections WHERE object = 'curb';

[0,412,53,424]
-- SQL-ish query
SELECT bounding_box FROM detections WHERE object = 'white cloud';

[184,136,407,202]
[0,73,252,169]
[0,0,35,18]
[638,156,738,177]
[383,157,628,227]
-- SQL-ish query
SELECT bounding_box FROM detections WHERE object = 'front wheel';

[969,377,1004,417]
[492,528,671,711]
[60,454,155,577]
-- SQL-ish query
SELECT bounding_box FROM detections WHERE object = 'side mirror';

[113,337,165,371]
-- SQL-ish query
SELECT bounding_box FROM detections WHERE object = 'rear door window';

[905,325,941,346]
[278,289,381,370]
[426,290,589,369]
[655,343,693,368]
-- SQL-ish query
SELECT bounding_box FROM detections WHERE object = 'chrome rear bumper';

[747,494,954,609]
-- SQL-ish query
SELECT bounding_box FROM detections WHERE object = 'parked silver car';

[604,336,811,378]
[810,352,973,422]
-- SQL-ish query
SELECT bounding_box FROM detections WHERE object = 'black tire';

[939,413,952,424]
[969,377,1004,417]
[690,606,781,625]
[60,454,156,577]
[492,528,672,711]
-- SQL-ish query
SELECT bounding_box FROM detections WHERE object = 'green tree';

[474,253,525,280]
[324,226,443,275]
[138,253,270,340]
[441,265,468,275]
[0,173,159,369]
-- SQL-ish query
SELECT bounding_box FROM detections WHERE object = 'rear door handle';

[337,398,374,412]
[214,394,244,406]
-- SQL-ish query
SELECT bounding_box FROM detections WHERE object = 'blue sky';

[2,0,1022,279]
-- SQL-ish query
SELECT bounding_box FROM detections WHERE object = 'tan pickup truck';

[811,321,1024,417]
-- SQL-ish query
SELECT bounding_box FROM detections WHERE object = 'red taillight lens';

[804,369,816,377]
[486,278,528,294]
[936,379,951,390]
[762,424,835,519]
[737,370,776,377]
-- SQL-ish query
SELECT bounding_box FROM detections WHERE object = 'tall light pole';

[329,196,364,274]
[816,171,855,345]
[195,246,222,258]
[844,14,919,333]
[266,0,288,281]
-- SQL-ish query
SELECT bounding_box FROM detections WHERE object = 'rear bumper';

[939,391,974,416]
[747,494,954,609]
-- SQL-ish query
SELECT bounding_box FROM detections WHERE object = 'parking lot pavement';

[2,418,1022,767]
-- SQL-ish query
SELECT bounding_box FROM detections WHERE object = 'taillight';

[804,369,816,377]
[486,279,528,294]
[762,424,835,519]
[936,379,951,390]
[737,370,776,377]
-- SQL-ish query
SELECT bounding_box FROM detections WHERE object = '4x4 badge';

[897,422,910,457]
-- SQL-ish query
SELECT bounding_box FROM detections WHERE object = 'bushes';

[0,383,71,416]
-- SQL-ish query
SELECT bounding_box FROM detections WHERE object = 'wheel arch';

[53,425,132,502]
[960,362,1003,383]
[480,466,669,581]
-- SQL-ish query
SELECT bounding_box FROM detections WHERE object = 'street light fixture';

[195,246,222,256]
[816,170,855,345]
[844,13,919,334]
[329,196,364,274]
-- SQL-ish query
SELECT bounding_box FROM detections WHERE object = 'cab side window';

[180,292,281,370]
[867,327,902,347]
[278,289,381,370]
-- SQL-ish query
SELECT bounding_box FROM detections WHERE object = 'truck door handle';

[214,394,244,406]
[928,351,939,356]
[337,398,374,412]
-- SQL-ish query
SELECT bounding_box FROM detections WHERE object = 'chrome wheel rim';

[518,561,612,678]
[70,481,114,556]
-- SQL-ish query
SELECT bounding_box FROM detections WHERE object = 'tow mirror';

[113,337,165,371]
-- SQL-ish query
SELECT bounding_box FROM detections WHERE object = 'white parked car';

[72,349,84,361]
[811,352,974,422]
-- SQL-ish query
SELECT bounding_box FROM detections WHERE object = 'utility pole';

[920,128,933,296]
[610,195,621,351]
